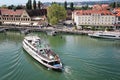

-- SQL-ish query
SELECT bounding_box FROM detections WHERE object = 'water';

[0,32,120,80]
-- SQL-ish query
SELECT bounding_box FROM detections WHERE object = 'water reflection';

[0,32,23,42]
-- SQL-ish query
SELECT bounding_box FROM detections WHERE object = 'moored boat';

[46,31,57,36]
[88,31,120,40]
[22,35,63,71]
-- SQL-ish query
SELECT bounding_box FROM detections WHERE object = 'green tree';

[26,2,29,9]
[81,4,89,10]
[110,2,116,8]
[50,17,58,25]
[38,1,41,9]
[70,2,74,11]
[110,2,120,8]
[64,1,67,10]
[33,0,36,9]
[47,4,67,25]
[1,5,7,8]
[8,5,15,9]
[16,5,24,9]
[113,2,116,8]
[8,5,23,9]
[26,0,32,9]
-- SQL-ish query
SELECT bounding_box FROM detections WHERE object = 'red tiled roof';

[114,8,120,13]
[0,9,24,15]
[75,10,115,16]
[93,4,102,10]
[116,12,120,17]
[92,4,109,10]
[101,4,109,8]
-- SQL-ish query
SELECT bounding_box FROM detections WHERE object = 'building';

[72,10,116,29]
[113,8,120,29]
[92,4,110,10]
[0,9,47,26]
[66,10,72,20]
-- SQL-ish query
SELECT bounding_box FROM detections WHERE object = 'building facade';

[72,10,116,29]
[0,9,47,26]
[114,8,120,28]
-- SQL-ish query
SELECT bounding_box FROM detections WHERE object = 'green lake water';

[0,32,120,80]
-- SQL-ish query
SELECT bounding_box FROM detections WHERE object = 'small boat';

[0,28,6,33]
[22,35,63,71]
[88,31,120,40]
[20,29,30,35]
[46,31,57,36]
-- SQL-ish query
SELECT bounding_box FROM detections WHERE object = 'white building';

[72,10,116,29]
[115,8,120,24]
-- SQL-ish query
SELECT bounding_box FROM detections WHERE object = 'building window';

[118,17,120,21]
[23,15,27,17]
[10,15,13,17]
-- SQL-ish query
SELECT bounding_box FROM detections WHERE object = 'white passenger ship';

[88,31,120,40]
[22,35,63,71]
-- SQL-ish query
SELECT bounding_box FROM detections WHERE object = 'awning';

[32,17,43,20]
[20,23,30,25]
[15,22,20,25]
[4,22,20,25]
[3,22,11,24]
[33,22,38,26]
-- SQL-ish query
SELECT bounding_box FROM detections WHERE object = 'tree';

[110,2,120,8]
[7,5,24,9]
[64,1,67,10]
[1,5,7,8]
[51,2,57,5]
[26,0,32,9]
[50,17,58,25]
[33,0,36,9]
[16,5,24,9]
[70,2,74,11]
[113,2,116,8]
[110,2,116,8]
[26,2,29,9]
[81,4,89,10]
[47,4,67,25]
[38,1,41,9]
[8,5,15,9]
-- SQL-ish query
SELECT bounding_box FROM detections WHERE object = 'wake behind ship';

[22,35,63,71]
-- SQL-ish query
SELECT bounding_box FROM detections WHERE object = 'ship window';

[54,61,60,64]
[40,50,43,51]
[49,61,60,66]
[28,40,32,43]
[42,60,47,64]
[49,62,54,66]
[99,35,116,37]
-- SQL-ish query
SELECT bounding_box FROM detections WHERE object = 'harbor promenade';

[0,25,94,35]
